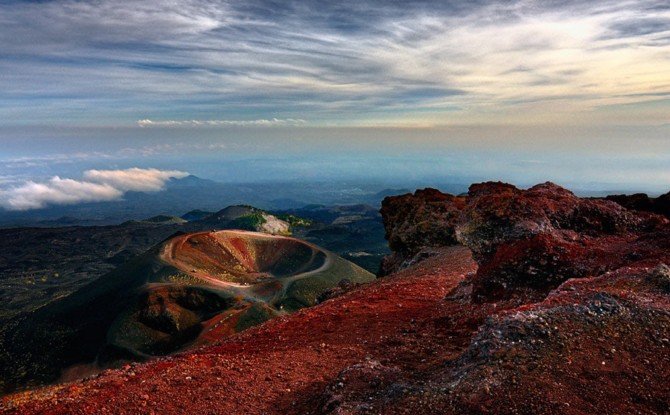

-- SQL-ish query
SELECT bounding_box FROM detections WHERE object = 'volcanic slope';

[0,230,374,394]
[4,182,670,415]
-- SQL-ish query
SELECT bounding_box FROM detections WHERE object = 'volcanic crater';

[162,230,328,285]
[111,231,374,358]
[0,230,374,394]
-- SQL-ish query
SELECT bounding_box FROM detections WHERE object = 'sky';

[1,0,670,209]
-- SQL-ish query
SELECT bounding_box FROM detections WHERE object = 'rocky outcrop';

[605,191,670,219]
[379,182,670,302]
[455,181,667,301]
[315,198,670,414]
[333,266,670,415]
[379,188,465,275]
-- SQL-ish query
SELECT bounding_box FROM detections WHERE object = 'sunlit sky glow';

[0,0,669,195]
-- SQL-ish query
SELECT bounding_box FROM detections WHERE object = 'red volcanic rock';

[462,266,670,413]
[458,181,649,256]
[379,188,465,275]
[456,181,667,301]
[356,266,670,415]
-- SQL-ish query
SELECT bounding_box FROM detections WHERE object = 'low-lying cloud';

[82,168,189,192]
[0,168,189,211]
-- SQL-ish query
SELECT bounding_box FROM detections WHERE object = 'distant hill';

[180,209,215,221]
[204,205,260,223]
[138,215,187,224]
[0,176,471,227]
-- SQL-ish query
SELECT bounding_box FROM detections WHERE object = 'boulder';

[379,188,465,275]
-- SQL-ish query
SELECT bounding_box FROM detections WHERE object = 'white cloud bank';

[0,168,188,211]
[82,168,189,192]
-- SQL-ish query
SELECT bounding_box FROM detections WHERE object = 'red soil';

[2,247,483,414]
[3,247,669,414]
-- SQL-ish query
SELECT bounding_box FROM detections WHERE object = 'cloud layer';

[0,0,668,127]
[137,118,307,127]
[0,168,188,210]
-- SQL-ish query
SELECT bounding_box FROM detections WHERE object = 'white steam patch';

[0,168,189,211]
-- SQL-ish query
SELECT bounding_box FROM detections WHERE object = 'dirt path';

[159,230,334,291]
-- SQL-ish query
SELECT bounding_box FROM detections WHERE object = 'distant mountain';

[0,176,424,227]
[180,209,215,221]
[166,174,219,187]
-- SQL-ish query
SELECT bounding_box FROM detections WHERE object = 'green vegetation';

[229,212,267,230]
[278,256,375,312]
[275,213,313,228]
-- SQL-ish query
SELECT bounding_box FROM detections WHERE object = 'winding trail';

[160,230,334,291]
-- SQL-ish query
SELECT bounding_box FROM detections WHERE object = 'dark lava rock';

[647,263,670,293]
[605,193,655,212]
[442,285,670,415]
[606,190,670,219]
[379,188,465,275]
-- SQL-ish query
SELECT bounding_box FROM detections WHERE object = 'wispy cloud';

[0,168,188,210]
[0,0,667,126]
[137,118,307,127]
[0,144,231,168]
